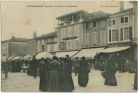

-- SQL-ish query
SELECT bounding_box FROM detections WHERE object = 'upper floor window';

[59,42,66,50]
[109,26,132,43]
[112,29,118,41]
[86,22,90,29]
[86,21,96,29]
[93,21,97,27]
[112,19,116,25]
[121,16,129,23]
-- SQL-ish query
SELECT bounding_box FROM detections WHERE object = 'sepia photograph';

[1,0,138,92]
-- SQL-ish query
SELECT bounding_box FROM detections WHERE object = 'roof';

[84,12,110,22]
[56,10,91,20]
[2,37,29,43]
[110,8,133,16]
[36,32,57,39]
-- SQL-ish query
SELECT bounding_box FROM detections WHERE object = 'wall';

[83,19,108,48]
[57,23,83,51]
[26,39,37,54]
[9,42,27,57]
[108,9,133,44]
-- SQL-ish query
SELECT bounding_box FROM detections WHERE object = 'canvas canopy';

[100,46,131,53]
[55,51,78,58]
[74,48,105,59]
[35,52,53,59]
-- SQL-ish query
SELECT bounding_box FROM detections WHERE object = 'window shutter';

[121,17,124,23]
[109,30,111,42]
[129,27,132,40]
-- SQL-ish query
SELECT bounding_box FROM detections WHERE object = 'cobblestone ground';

[1,70,137,92]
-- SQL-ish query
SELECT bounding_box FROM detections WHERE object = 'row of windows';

[84,31,107,46]
[58,25,80,38]
[109,26,132,42]
[111,16,129,25]
[59,39,80,50]
[59,14,81,24]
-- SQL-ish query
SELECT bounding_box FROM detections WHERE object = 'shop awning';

[8,56,14,61]
[23,54,33,60]
[55,51,79,58]
[35,52,53,59]
[74,48,105,58]
[11,56,21,61]
[101,46,131,53]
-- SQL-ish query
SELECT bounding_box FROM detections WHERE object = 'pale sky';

[1,1,132,41]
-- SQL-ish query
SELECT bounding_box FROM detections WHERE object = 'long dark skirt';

[60,73,74,92]
[48,70,60,92]
[78,71,89,87]
[39,72,49,91]
[104,73,117,86]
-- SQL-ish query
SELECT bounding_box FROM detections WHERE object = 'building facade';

[82,11,109,48]
[36,32,57,53]
[108,8,133,47]
[1,37,28,58]
[56,10,92,51]
[26,39,37,55]
[56,10,110,52]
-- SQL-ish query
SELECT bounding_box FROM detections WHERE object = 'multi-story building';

[82,11,109,48]
[108,8,133,47]
[36,31,57,53]
[56,10,110,57]
[56,10,92,51]
[99,2,138,62]
[1,37,28,59]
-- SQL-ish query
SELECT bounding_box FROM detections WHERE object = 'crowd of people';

[2,52,137,91]
[25,53,137,92]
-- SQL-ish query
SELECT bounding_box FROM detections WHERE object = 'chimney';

[33,31,37,38]
[120,1,124,11]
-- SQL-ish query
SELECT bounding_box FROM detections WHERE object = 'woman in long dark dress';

[39,58,50,92]
[48,56,61,92]
[63,55,75,92]
[78,56,89,87]
[103,53,117,86]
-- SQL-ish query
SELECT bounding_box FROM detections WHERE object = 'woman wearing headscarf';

[48,56,61,92]
[78,56,90,87]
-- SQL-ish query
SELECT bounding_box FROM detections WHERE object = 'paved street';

[1,70,137,92]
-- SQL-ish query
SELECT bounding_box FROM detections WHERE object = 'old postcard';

[1,0,138,92]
